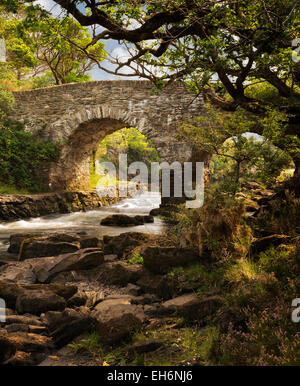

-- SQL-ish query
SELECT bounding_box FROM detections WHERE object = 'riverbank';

[0,190,120,221]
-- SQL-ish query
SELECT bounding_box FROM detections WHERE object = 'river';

[0,191,165,260]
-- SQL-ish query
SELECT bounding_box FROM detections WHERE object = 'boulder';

[28,325,48,335]
[9,233,99,257]
[67,291,88,308]
[8,233,41,254]
[136,273,177,299]
[23,284,77,300]
[79,236,99,249]
[34,248,104,283]
[104,254,119,262]
[131,293,159,305]
[97,262,143,286]
[130,215,154,224]
[16,290,66,315]
[5,323,30,333]
[101,214,154,227]
[86,291,105,308]
[161,294,224,321]
[141,247,199,274]
[242,198,260,212]
[0,334,16,363]
[2,350,35,366]
[0,280,77,309]
[0,281,23,308]
[242,181,262,190]
[103,232,150,258]
[92,298,144,345]
[0,331,53,354]
[19,239,80,261]
[251,234,291,256]
[0,260,41,283]
[124,283,141,296]
[42,308,93,348]
[149,208,171,217]
[4,314,43,327]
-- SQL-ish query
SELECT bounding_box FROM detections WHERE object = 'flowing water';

[0,191,165,260]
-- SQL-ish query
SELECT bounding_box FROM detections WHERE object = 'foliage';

[210,136,293,188]
[0,5,106,86]
[255,193,300,236]
[125,253,144,266]
[32,0,300,109]
[29,0,299,179]
[217,303,300,365]
[0,87,15,120]
[180,105,294,190]
[90,127,160,188]
[172,189,250,259]
[28,16,106,85]
[97,127,160,168]
[69,332,103,357]
[0,119,59,191]
[224,258,259,284]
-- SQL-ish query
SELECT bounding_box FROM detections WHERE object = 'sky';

[35,0,135,80]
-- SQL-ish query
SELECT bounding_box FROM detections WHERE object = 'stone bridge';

[12,80,205,190]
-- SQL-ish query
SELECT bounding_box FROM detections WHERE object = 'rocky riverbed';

[0,184,286,366]
[0,229,217,366]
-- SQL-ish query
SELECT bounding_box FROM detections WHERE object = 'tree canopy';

[0,4,106,85]
[2,0,300,183]
[35,1,300,103]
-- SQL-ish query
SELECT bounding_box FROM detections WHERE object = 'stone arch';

[48,105,159,190]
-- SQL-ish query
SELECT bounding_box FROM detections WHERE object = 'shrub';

[0,89,14,120]
[0,119,59,192]
[125,253,144,265]
[258,246,299,282]
[256,193,300,236]
[217,302,300,365]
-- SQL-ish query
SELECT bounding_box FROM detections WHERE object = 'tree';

[0,5,38,81]
[29,16,106,85]
[98,127,160,167]
[0,5,106,85]
[20,0,298,181]
[180,106,294,190]
[2,1,300,186]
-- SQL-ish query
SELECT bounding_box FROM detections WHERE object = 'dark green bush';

[0,119,59,192]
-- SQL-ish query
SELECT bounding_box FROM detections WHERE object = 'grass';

[0,183,32,195]
[169,262,225,298]
[68,319,219,366]
[224,258,259,283]
[68,332,103,357]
